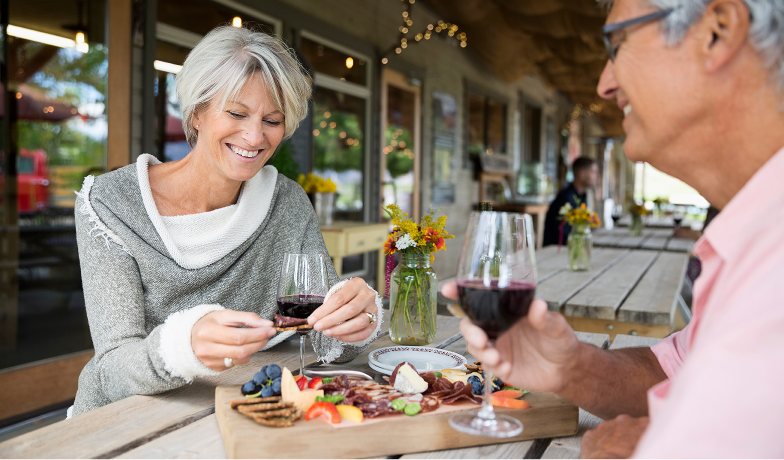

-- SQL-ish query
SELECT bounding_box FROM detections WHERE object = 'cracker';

[237,401,294,414]
[250,410,303,428]
[273,324,313,332]
[230,396,281,409]
[250,408,296,420]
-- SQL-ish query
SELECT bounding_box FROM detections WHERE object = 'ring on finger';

[224,357,234,368]
[362,311,377,325]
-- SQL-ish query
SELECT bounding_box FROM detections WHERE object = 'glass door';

[381,69,420,220]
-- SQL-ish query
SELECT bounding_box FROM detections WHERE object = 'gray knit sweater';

[72,155,382,416]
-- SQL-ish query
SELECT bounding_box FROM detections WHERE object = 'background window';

[466,90,507,156]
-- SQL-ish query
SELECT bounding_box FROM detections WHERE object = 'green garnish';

[322,378,333,384]
[403,402,421,416]
[391,398,407,411]
[316,394,346,404]
[433,371,442,378]
[245,391,262,398]
[502,386,528,393]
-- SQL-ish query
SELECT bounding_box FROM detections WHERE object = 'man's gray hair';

[600,0,784,90]
[176,26,312,147]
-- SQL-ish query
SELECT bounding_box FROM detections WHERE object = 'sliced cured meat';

[273,313,308,327]
[420,396,441,412]
[420,372,437,387]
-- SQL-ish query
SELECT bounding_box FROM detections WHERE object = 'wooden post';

[107,0,133,170]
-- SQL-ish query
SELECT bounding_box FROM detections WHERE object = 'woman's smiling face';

[192,73,285,183]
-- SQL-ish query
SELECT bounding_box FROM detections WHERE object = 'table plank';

[537,249,629,311]
[564,251,658,320]
[541,334,663,459]
[617,252,689,325]
[640,236,669,250]
[0,316,462,459]
[118,415,227,459]
[610,334,663,349]
[665,238,694,253]
[537,250,569,283]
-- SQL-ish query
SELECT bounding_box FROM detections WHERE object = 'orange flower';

[424,228,446,251]
[383,236,397,255]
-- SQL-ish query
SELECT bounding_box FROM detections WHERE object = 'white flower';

[559,203,573,216]
[395,233,416,250]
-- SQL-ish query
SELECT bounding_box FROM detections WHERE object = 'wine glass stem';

[299,334,305,377]
[478,343,498,422]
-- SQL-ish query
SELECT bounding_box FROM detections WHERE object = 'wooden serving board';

[215,385,578,458]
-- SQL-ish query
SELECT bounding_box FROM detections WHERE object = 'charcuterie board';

[215,385,578,458]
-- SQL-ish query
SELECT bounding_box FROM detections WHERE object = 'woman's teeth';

[229,144,260,158]
[624,105,633,117]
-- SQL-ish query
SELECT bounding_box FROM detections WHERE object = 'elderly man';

[447,0,784,457]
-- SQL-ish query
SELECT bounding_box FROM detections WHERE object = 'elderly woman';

[71,26,382,416]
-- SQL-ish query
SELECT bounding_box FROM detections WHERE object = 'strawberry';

[305,401,341,424]
[295,375,308,391]
[307,377,323,390]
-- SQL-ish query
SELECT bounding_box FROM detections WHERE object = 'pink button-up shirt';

[633,146,784,458]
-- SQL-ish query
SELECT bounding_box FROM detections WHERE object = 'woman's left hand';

[308,278,378,342]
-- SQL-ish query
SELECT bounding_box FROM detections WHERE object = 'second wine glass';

[449,211,537,438]
[277,253,331,377]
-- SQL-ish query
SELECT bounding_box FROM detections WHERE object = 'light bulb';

[345,57,354,69]
[232,17,242,28]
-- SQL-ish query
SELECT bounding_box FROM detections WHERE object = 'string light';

[381,0,467,64]
[232,17,242,28]
[345,57,354,69]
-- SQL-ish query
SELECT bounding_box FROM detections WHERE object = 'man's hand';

[446,281,581,393]
[580,415,649,459]
[192,310,277,371]
[309,278,378,342]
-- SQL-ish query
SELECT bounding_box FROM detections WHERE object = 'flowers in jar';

[558,201,601,229]
[297,172,337,193]
[383,204,454,259]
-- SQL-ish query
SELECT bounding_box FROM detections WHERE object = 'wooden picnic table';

[535,245,689,339]
[592,227,695,253]
[0,315,656,459]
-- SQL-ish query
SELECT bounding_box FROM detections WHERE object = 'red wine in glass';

[449,211,537,438]
[456,280,536,340]
[277,253,331,376]
[277,295,325,336]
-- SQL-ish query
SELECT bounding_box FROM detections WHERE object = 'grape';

[253,370,267,385]
[271,377,282,394]
[471,381,483,395]
[241,381,259,395]
[266,364,282,379]
[261,385,274,398]
[391,398,407,411]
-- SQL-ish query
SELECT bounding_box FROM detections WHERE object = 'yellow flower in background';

[297,172,337,193]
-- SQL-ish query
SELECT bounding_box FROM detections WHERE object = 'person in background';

[542,157,599,246]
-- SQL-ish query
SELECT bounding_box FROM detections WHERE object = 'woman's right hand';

[191,310,277,371]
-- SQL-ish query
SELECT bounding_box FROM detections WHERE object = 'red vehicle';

[1,149,50,214]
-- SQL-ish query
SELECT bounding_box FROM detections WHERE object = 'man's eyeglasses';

[603,8,676,62]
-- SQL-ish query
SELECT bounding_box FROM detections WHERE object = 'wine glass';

[611,205,622,227]
[277,253,331,377]
[449,211,537,438]
[672,206,685,229]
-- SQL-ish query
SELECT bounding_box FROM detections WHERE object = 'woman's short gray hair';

[599,0,784,91]
[176,26,312,147]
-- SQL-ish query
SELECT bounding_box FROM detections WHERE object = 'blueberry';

[266,364,282,379]
[467,375,480,384]
[241,381,259,395]
[261,385,274,398]
[253,371,267,385]
[271,377,282,394]
[471,381,483,395]
[260,365,268,375]
[491,377,503,392]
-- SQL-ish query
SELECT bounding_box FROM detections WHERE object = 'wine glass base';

[449,411,523,438]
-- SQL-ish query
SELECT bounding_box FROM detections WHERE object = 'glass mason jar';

[629,214,644,236]
[567,224,592,271]
[388,252,437,345]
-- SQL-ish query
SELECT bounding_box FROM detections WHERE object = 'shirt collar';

[702,145,784,262]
